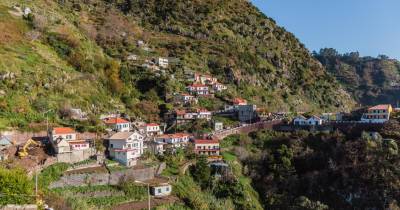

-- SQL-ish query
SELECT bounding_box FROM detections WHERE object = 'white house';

[197,109,212,120]
[104,117,131,132]
[157,57,169,68]
[154,133,190,154]
[212,83,227,92]
[174,93,198,104]
[194,73,218,85]
[108,132,144,167]
[293,116,307,126]
[187,84,209,95]
[49,127,90,154]
[150,183,172,197]
[139,123,162,136]
[307,116,323,126]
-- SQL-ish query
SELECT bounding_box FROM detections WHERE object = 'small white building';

[174,93,198,104]
[150,183,172,197]
[153,133,190,154]
[127,54,138,61]
[197,109,212,120]
[307,116,323,126]
[108,132,144,167]
[104,117,131,132]
[157,57,169,68]
[187,84,209,95]
[212,83,227,92]
[139,123,162,136]
[214,122,224,131]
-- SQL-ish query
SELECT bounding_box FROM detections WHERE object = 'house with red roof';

[108,132,144,167]
[193,139,220,156]
[49,127,91,155]
[232,98,247,105]
[153,133,191,154]
[104,117,131,132]
[361,104,393,123]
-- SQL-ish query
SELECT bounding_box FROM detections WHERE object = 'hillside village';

[1,82,399,209]
[1,1,400,210]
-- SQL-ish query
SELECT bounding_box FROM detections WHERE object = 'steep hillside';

[314,48,400,106]
[0,0,354,130]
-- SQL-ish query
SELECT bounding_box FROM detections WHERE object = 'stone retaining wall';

[49,166,156,188]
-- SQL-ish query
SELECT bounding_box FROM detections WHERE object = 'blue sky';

[251,0,400,59]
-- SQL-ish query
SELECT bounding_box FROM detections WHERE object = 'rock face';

[314,48,400,106]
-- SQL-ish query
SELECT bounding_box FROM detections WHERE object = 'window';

[166,187,169,191]
[111,144,114,148]
[158,189,162,193]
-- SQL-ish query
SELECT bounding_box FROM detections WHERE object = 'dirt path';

[114,196,179,210]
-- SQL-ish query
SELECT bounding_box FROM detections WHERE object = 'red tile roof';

[53,127,75,134]
[176,110,186,115]
[233,98,247,105]
[104,117,129,124]
[146,123,160,127]
[189,83,208,88]
[194,139,219,144]
[69,140,88,145]
[368,104,392,110]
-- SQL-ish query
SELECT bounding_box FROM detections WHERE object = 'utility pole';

[147,183,150,210]
[135,180,151,210]
[35,169,38,198]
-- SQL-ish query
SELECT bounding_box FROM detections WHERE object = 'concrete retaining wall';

[56,149,96,163]
[49,166,156,188]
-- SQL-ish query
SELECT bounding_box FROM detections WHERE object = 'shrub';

[0,167,34,205]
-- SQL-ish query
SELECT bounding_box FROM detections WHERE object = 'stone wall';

[49,166,156,188]
[56,149,96,163]
[0,205,37,210]
[212,120,282,140]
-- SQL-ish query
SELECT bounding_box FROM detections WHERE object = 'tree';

[0,167,34,205]
[192,155,211,189]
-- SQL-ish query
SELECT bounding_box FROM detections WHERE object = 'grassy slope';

[0,1,120,129]
[0,0,355,130]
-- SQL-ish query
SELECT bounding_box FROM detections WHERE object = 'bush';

[0,167,34,205]
[39,163,70,189]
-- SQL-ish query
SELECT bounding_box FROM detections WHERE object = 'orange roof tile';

[53,127,75,134]
[368,104,392,110]
[176,110,186,115]
[194,139,219,144]
[104,117,129,124]
[233,98,247,104]
[146,123,160,127]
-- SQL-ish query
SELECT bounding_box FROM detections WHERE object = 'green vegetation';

[50,181,147,209]
[0,0,355,130]
[0,167,34,205]
[218,118,400,209]
[38,163,70,190]
[314,48,400,106]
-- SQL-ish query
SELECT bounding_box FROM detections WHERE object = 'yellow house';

[361,104,393,123]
